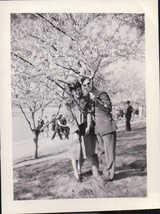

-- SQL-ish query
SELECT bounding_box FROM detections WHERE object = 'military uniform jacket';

[125,105,133,120]
[94,92,117,136]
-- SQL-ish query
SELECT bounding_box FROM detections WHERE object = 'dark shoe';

[79,173,83,181]
[104,177,113,182]
[74,176,82,183]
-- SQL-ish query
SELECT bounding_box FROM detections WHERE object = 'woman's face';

[82,78,92,93]
[72,87,82,99]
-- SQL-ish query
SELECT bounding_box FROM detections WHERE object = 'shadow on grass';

[13,149,67,166]
[117,126,146,139]
[116,144,146,157]
[115,159,147,180]
[82,169,92,177]
[114,170,146,181]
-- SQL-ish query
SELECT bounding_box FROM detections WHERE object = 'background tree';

[11,57,60,158]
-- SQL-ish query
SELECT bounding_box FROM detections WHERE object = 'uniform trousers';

[126,119,131,131]
[97,131,116,180]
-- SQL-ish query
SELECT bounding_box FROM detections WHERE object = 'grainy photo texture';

[11,13,146,200]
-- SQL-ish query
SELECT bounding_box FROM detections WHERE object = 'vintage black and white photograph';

[11,12,147,200]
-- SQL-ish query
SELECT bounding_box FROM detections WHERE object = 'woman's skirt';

[68,130,97,160]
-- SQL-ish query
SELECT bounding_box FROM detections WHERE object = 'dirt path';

[13,120,147,199]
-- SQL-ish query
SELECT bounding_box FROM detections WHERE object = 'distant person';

[124,101,133,131]
[115,107,120,121]
[51,115,62,140]
[58,115,70,139]
[51,114,56,132]
[134,107,139,119]
[119,107,124,121]
[37,117,44,130]
[37,117,44,138]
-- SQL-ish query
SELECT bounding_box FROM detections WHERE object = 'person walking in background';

[119,107,124,121]
[81,77,117,181]
[124,101,133,131]
[37,117,44,138]
[51,115,62,140]
[58,115,70,139]
[51,114,56,133]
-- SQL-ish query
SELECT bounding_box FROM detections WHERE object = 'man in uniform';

[81,77,117,181]
[124,101,133,131]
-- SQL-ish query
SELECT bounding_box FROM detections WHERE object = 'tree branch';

[36,13,75,41]
[69,13,77,25]
[51,44,57,51]
[27,33,45,43]
[42,98,54,110]
[31,111,36,130]
[19,104,33,131]
[47,76,84,111]
[80,14,102,30]
[55,63,80,74]
[91,57,103,80]
[11,52,35,67]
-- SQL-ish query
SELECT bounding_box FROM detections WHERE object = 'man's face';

[82,79,92,93]
[125,103,129,108]
[72,87,82,99]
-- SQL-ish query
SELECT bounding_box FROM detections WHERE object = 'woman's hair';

[68,80,81,92]
[81,76,90,84]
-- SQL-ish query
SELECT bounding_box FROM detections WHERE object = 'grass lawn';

[13,120,147,199]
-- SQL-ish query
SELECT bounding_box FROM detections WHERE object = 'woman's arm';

[85,113,92,135]
[64,104,80,134]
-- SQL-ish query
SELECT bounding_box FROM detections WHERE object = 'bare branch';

[19,104,33,131]
[28,106,36,130]
[80,14,102,30]
[36,13,75,41]
[58,79,70,85]
[11,52,35,67]
[27,33,45,43]
[16,84,25,91]
[42,98,54,110]
[51,15,57,22]
[55,63,80,74]
[47,77,85,111]
[51,45,57,51]
[91,57,103,80]
[69,13,77,25]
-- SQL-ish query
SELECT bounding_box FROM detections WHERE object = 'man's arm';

[90,91,112,113]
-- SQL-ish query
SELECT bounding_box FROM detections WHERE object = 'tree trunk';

[33,131,39,159]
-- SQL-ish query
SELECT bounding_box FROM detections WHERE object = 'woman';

[81,77,117,181]
[51,115,62,140]
[65,79,99,181]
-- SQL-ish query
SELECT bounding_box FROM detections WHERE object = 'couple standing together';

[65,77,117,182]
